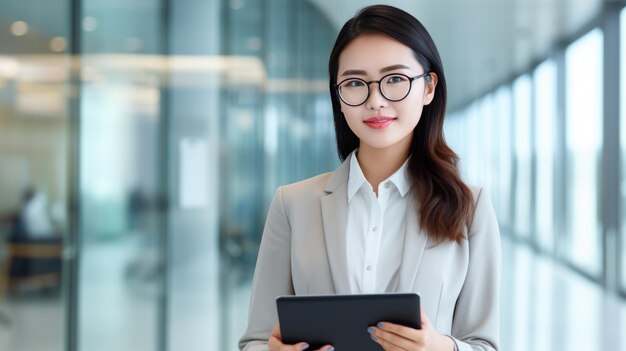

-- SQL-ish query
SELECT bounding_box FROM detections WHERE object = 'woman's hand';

[367,310,455,351]
[268,324,334,351]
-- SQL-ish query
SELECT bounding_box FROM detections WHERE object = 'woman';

[239,5,500,351]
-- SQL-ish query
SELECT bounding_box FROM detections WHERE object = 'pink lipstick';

[364,116,397,129]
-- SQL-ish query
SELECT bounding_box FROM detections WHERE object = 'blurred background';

[0,0,625,350]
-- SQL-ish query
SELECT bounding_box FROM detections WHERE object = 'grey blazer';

[239,154,501,351]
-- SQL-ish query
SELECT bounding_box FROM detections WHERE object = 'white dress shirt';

[346,150,411,294]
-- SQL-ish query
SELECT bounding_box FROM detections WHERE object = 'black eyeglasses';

[335,72,431,107]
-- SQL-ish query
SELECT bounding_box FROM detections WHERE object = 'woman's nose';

[365,83,388,109]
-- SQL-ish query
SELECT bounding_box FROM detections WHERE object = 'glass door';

[0,0,72,350]
[77,1,166,350]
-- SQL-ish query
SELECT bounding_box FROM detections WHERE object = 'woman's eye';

[387,75,406,84]
[343,80,365,88]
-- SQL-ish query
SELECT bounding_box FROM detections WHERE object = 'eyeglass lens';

[338,74,412,105]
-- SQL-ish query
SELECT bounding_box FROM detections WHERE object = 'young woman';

[239,5,500,351]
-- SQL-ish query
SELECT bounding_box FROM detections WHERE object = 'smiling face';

[337,34,437,155]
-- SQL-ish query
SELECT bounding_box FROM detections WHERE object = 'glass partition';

[78,1,165,350]
[1,1,339,350]
[618,8,626,293]
[496,86,514,230]
[565,28,603,277]
[533,59,557,253]
[513,75,532,239]
[0,0,71,350]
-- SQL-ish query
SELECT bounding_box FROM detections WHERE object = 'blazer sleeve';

[450,188,501,351]
[239,186,294,351]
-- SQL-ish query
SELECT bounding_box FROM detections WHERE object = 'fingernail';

[327,347,335,351]
[370,333,377,342]
[377,322,384,329]
[367,327,374,334]
[300,343,309,350]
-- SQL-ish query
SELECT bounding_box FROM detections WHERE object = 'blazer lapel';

[320,156,351,294]
[397,193,429,292]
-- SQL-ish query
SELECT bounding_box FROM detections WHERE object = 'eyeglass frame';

[334,72,432,107]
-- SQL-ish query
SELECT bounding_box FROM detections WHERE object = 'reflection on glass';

[513,75,532,238]
[0,1,70,350]
[444,109,473,195]
[465,103,481,184]
[78,1,164,350]
[496,86,513,229]
[565,28,603,277]
[479,95,497,196]
[533,60,557,252]
[446,95,500,225]
[443,112,461,164]
[621,7,626,291]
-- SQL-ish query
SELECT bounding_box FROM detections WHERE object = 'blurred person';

[7,187,57,240]
[19,187,57,239]
[240,5,500,351]
[6,186,62,292]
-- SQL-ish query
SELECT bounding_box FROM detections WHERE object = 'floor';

[0,235,625,351]
[499,237,626,351]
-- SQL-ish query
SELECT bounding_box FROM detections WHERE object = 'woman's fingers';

[268,324,333,351]
[294,342,310,350]
[267,334,281,350]
[420,308,432,329]
[370,327,415,350]
[369,321,430,351]
[268,325,317,350]
[271,324,282,339]
[268,337,310,351]
[269,324,310,351]
[374,322,423,340]
[268,324,282,351]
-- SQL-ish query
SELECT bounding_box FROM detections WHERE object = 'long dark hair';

[328,5,474,243]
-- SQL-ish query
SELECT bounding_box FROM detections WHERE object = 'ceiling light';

[50,37,67,52]
[83,17,98,32]
[11,21,29,36]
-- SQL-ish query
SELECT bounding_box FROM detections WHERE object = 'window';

[480,94,498,196]
[533,60,557,252]
[513,75,533,239]
[565,28,603,277]
[496,86,514,229]
[464,102,481,185]
[620,6,626,291]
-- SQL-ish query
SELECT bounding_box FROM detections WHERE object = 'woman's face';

[337,34,437,154]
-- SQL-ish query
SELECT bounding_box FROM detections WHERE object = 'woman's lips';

[364,116,397,129]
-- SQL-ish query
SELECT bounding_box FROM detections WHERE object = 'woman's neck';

[356,141,411,196]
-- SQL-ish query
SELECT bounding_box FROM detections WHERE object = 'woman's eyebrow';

[380,64,411,73]
[341,69,367,76]
[340,64,412,77]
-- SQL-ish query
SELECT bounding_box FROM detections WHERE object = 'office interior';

[0,0,625,350]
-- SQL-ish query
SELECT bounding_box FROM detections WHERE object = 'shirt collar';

[348,150,368,203]
[388,157,411,197]
[347,149,412,202]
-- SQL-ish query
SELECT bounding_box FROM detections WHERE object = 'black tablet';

[276,293,421,350]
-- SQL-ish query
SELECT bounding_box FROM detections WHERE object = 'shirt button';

[372,227,378,232]
[366,266,373,271]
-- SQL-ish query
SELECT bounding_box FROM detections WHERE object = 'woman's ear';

[423,72,438,105]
